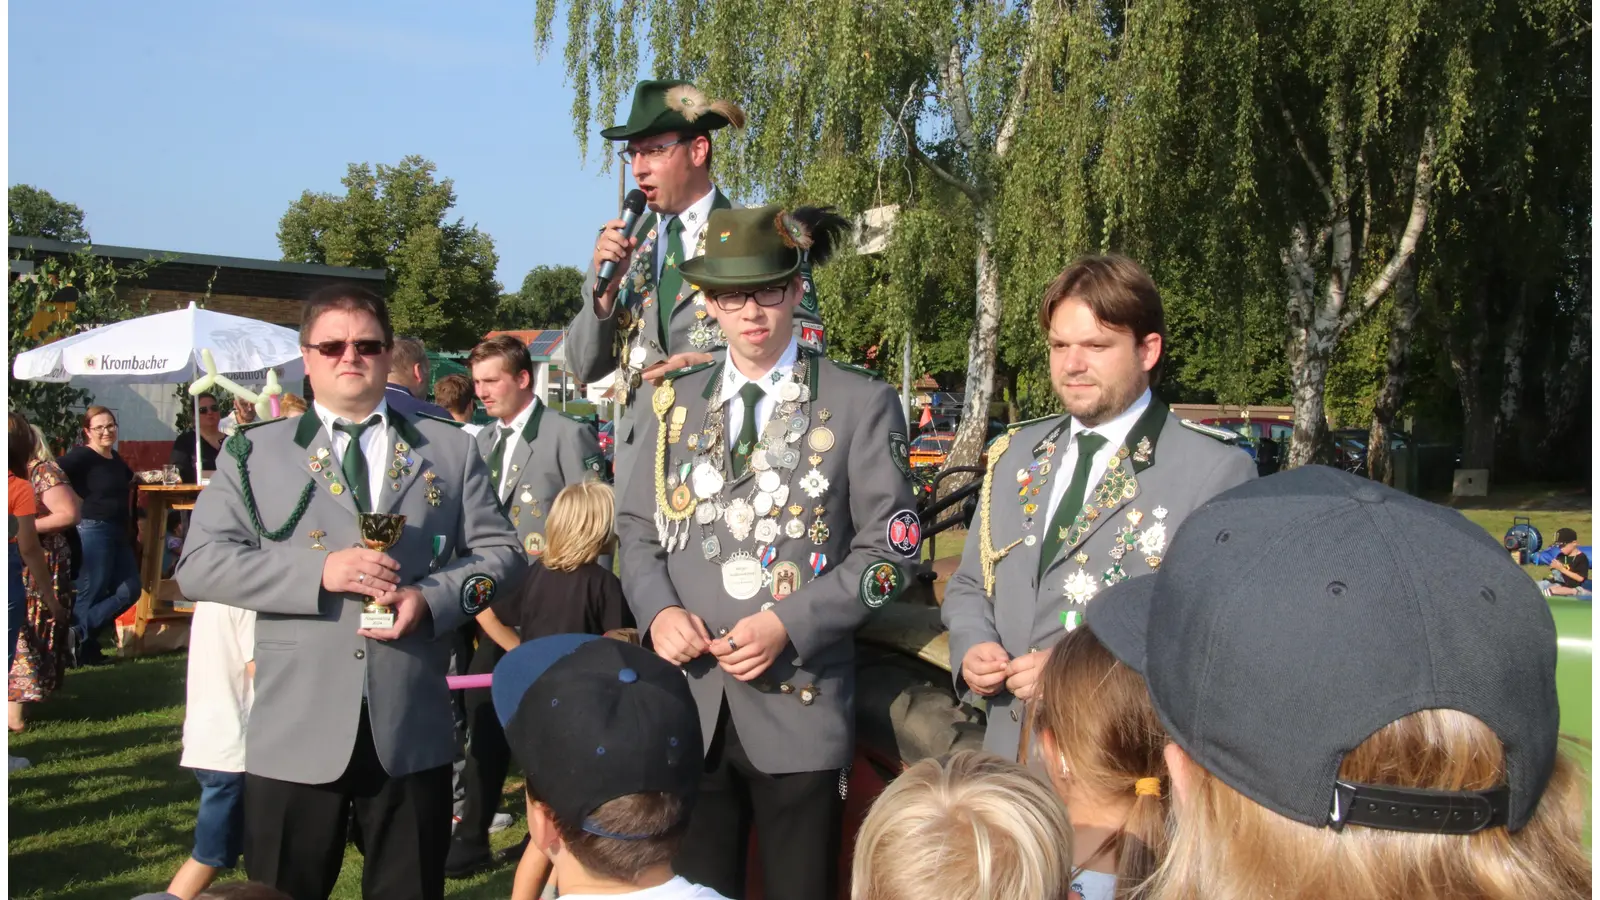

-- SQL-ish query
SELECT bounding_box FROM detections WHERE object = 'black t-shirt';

[59,446,134,524]
[169,430,223,484]
[491,560,632,640]
[1554,551,1590,588]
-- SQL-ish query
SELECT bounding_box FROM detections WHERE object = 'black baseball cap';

[492,634,703,839]
[1554,527,1579,546]
[1087,465,1558,833]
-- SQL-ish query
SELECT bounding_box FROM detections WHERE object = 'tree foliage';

[8,251,152,452]
[537,0,1588,479]
[9,185,90,243]
[277,156,502,351]
[495,265,585,330]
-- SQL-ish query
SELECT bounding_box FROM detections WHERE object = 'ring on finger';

[726,638,739,653]
[358,572,366,583]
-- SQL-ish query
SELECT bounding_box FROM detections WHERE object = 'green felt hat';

[681,205,855,291]
[679,205,804,291]
[600,80,746,142]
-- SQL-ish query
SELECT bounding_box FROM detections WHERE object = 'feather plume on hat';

[775,207,854,265]
[663,84,747,129]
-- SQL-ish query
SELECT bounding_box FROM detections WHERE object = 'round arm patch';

[860,561,905,609]
[461,574,497,616]
[886,509,922,558]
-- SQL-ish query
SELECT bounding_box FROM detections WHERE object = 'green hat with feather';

[600,80,746,142]
[680,205,853,292]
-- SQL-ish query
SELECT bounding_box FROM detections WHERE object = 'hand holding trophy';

[358,512,406,630]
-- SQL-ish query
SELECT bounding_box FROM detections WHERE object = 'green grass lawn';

[7,654,527,900]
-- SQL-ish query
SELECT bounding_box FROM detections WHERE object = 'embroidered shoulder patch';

[859,561,904,609]
[461,574,496,616]
[582,453,610,482]
[888,431,912,482]
[886,509,922,558]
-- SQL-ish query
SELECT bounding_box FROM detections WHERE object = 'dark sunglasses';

[197,405,220,414]
[709,286,790,312]
[304,339,389,358]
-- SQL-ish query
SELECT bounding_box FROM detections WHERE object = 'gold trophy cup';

[357,512,407,629]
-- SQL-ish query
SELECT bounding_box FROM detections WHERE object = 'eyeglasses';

[88,424,117,434]
[709,286,790,312]
[304,339,389,358]
[616,138,687,165]
[198,405,220,414]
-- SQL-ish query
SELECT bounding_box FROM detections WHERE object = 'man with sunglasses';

[566,79,827,507]
[176,284,523,900]
[615,205,916,900]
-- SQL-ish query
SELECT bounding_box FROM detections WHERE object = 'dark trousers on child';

[445,631,509,869]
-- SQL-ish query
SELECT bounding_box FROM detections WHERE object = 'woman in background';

[59,406,139,667]
[8,419,80,730]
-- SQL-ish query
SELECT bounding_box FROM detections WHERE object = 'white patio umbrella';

[12,302,306,478]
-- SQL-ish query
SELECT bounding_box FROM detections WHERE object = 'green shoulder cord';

[225,432,315,541]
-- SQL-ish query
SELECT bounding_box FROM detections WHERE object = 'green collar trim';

[522,399,545,444]
[292,405,427,449]
[292,410,321,449]
[1125,396,1170,474]
[711,188,732,211]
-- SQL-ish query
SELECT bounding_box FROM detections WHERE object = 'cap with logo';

[1086,465,1558,834]
[492,634,703,839]
[1554,527,1579,546]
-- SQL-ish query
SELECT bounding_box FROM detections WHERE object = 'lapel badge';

[1085,507,1100,521]
[309,460,322,473]
[309,530,326,551]
[511,464,520,473]
[1023,503,1038,516]
[1127,508,1144,527]
[1133,436,1153,464]
[1061,609,1083,632]
[330,482,345,496]
[1102,564,1128,586]
[316,447,330,459]
[395,441,408,453]
[1145,556,1163,570]
[1138,522,1167,557]
[1153,505,1168,520]
[818,408,832,423]
[426,486,442,507]
[798,684,820,706]
[1023,534,1037,547]
[1072,551,1090,565]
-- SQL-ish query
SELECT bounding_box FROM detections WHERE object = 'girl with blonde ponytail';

[1035,625,1170,900]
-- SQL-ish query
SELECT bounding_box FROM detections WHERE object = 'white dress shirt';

[490,396,542,500]
[655,188,719,282]
[722,339,800,451]
[314,398,391,506]
[1044,389,1152,522]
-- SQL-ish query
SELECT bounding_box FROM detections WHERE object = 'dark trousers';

[71,519,139,659]
[244,707,452,900]
[448,632,509,860]
[673,702,844,900]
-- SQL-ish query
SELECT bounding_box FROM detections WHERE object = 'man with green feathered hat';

[614,203,917,900]
[565,79,827,506]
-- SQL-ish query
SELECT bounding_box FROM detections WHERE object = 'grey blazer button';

[354,649,366,660]
[1010,709,1019,722]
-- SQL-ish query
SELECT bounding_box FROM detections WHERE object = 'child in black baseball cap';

[491,634,727,900]
[1085,466,1590,900]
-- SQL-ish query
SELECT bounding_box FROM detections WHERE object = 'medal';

[721,553,765,600]
[807,427,835,453]
[754,518,780,544]
[757,470,781,493]
[785,518,807,540]
[524,533,546,556]
[629,346,648,368]
[770,561,801,601]
[724,498,756,542]
[653,384,676,417]
[695,501,720,525]
[750,449,772,472]
[702,535,721,560]
[771,485,789,509]
[692,463,724,499]
[1063,569,1098,604]
[754,493,775,517]
[779,381,801,403]
[799,469,829,499]
[521,490,533,504]
[808,519,831,544]
[670,483,694,513]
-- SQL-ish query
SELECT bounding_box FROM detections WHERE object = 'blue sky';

[8,0,627,290]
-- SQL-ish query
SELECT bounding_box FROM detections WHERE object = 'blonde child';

[850,750,1079,900]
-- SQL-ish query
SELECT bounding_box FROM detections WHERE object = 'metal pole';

[901,332,912,427]
[193,392,202,484]
[618,159,626,213]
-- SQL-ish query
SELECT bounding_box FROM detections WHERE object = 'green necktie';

[657,215,686,345]
[731,383,765,478]
[486,426,512,503]
[1038,431,1108,578]
[333,415,382,513]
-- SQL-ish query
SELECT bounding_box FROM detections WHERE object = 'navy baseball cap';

[492,634,703,839]
[1086,465,1559,834]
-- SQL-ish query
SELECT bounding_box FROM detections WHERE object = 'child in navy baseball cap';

[1086,466,1590,900]
[492,634,727,900]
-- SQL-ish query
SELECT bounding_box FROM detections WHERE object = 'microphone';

[595,189,649,296]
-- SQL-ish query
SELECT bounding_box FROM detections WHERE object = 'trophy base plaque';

[360,601,395,630]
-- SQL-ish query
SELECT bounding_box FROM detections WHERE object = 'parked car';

[1200,416,1293,475]
[597,420,615,461]
[909,433,954,469]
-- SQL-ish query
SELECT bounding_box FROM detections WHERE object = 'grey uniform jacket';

[565,190,824,503]
[941,398,1257,760]
[617,353,919,775]
[474,399,607,558]
[176,409,524,785]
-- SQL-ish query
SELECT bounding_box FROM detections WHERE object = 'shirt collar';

[665,187,718,243]
[723,338,800,402]
[498,395,542,436]
[1070,388,1151,451]
[314,398,389,437]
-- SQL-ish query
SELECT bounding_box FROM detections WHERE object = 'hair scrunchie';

[1134,777,1162,797]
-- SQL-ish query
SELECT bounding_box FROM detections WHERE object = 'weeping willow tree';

[535,0,1197,480]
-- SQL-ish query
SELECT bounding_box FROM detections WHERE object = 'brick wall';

[120,288,302,327]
